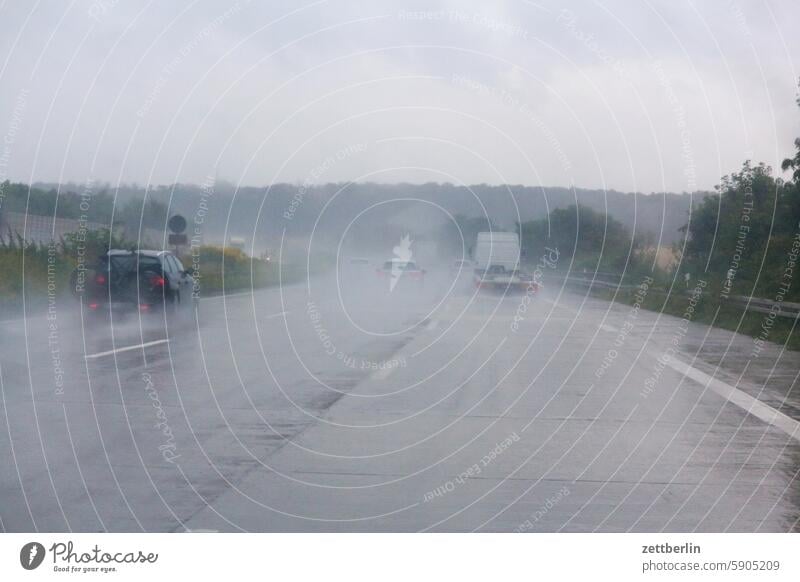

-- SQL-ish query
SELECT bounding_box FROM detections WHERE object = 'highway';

[1,269,799,532]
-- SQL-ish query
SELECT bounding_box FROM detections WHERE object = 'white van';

[472,232,536,291]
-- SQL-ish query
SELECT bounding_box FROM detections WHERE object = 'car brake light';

[150,275,165,287]
[95,274,106,284]
[139,304,150,312]
[88,302,99,310]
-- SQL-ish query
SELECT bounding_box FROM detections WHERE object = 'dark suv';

[74,250,195,315]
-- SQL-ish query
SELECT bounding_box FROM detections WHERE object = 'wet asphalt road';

[1,269,799,532]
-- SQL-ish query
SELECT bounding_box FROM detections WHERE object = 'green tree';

[61,228,128,264]
[439,214,497,257]
[681,160,800,298]
[781,80,800,184]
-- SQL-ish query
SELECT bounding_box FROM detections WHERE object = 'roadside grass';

[0,239,74,314]
[593,279,800,352]
[184,245,331,297]
[0,239,323,317]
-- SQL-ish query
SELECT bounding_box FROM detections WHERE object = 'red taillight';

[150,275,165,287]
[139,304,150,312]
[88,302,99,310]
[95,274,106,285]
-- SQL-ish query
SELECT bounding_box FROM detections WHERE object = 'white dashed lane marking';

[85,339,170,360]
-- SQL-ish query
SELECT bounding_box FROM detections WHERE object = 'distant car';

[376,259,426,287]
[472,231,537,292]
[474,264,538,293]
[73,250,195,315]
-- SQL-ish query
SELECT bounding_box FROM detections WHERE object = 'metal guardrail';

[561,277,641,291]
[723,295,800,320]
[554,272,642,292]
[556,272,800,320]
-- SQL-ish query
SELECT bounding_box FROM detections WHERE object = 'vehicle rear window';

[164,256,178,274]
[103,255,162,275]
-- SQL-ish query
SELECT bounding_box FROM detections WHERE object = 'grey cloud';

[0,0,797,192]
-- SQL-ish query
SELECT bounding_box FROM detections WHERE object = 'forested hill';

[15,181,705,248]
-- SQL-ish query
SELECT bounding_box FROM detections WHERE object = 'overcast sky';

[1,0,798,193]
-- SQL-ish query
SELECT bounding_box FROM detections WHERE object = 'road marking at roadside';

[597,317,800,443]
[664,357,800,443]
[266,310,290,319]
[84,339,170,360]
[530,296,797,440]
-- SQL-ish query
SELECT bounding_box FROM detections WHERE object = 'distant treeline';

[524,83,800,349]
[4,179,707,252]
[3,83,799,319]
[515,158,800,304]
[0,181,170,232]
[511,85,800,306]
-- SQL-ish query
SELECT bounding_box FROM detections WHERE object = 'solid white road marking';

[84,339,170,360]
[595,317,800,442]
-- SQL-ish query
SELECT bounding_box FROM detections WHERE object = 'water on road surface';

[1,269,799,532]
